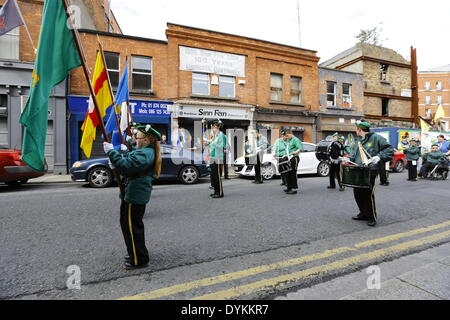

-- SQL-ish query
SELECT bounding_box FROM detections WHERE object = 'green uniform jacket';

[404,146,420,161]
[286,137,303,156]
[209,132,225,161]
[424,151,446,164]
[272,138,287,157]
[350,132,394,171]
[108,144,155,205]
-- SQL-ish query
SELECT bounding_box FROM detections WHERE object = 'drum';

[315,140,333,161]
[341,163,371,189]
[278,157,292,174]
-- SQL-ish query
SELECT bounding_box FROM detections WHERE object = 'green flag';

[19,0,81,171]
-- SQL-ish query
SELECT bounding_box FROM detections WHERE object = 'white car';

[233,142,330,180]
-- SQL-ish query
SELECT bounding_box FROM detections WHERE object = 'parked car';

[390,152,407,173]
[233,142,330,180]
[0,146,47,186]
[70,145,209,188]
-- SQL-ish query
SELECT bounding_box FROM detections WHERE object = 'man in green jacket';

[403,138,421,181]
[104,124,162,270]
[283,130,303,195]
[207,120,225,198]
[350,121,394,227]
[272,133,288,187]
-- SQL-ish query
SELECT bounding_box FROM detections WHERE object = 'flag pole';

[62,0,124,194]
[12,0,37,54]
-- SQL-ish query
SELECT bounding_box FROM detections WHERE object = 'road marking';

[192,229,450,300]
[118,220,450,300]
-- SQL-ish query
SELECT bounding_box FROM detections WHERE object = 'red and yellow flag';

[80,51,113,158]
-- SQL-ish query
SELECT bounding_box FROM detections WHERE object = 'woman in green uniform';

[103,124,162,270]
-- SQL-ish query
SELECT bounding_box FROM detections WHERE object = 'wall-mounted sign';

[177,105,250,120]
[179,46,246,77]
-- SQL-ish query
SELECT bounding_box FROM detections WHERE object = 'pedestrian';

[403,138,420,181]
[161,134,168,145]
[283,130,303,195]
[328,135,346,191]
[350,121,394,227]
[103,124,162,270]
[271,132,288,187]
[251,129,269,184]
[206,120,225,198]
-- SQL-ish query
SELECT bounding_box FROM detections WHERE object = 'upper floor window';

[380,64,389,81]
[270,73,283,101]
[0,28,19,60]
[342,83,352,108]
[326,81,336,107]
[437,96,443,105]
[290,76,302,104]
[425,96,431,105]
[436,81,443,91]
[219,76,235,98]
[131,56,152,92]
[104,52,120,89]
[424,81,430,90]
[382,98,389,116]
[192,73,210,96]
[425,108,431,118]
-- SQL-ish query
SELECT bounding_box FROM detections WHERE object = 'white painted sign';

[178,105,250,120]
[179,46,246,77]
[401,89,412,98]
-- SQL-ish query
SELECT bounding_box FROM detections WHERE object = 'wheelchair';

[423,159,449,180]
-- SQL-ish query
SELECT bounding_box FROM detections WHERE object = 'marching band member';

[206,120,225,198]
[328,135,346,191]
[350,121,393,227]
[272,131,288,187]
[251,129,269,184]
[283,130,303,195]
[403,138,420,181]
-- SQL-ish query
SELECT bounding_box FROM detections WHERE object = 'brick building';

[320,43,418,128]
[418,65,450,127]
[0,0,120,173]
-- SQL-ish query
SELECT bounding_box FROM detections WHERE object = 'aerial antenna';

[297,0,302,47]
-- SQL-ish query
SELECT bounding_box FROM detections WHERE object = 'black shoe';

[211,194,224,199]
[255,181,263,184]
[286,190,297,195]
[209,186,214,190]
[124,255,131,261]
[280,183,286,186]
[352,214,368,221]
[123,261,149,270]
[367,220,377,227]
[284,189,291,193]
[339,186,345,192]
[327,186,336,189]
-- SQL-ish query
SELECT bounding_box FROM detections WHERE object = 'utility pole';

[297,0,302,47]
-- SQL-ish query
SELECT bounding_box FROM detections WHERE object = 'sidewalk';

[28,174,73,184]
[275,242,450,300]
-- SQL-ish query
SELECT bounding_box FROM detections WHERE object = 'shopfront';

[68,96,172,164]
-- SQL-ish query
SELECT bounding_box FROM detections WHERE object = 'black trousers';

[329,163,342,188]
[286,156,299,191]
[378,161,389,184]
[353,171,378,222]
[210,162,224,197]
[221,151,229,179]
[254,154,263,183]
[407,161,418,180]
[120,201,149,266]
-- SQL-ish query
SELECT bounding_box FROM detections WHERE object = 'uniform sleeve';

[210,134,223,149]
[108,148,155,176]
[377,137,394,162]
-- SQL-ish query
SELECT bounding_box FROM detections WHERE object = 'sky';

[111,0,450,71]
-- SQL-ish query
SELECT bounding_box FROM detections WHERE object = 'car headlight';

[72,161,82,168]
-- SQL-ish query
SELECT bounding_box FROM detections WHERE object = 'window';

[326,81,336,107]
[219,76,235,98]
[425,96,431,105]
[270,73,283,101]
[104,52,120,89]
[290,77,302,104]
[437,96,443,105]
[0,28,19,60]
[425,109,431,118]
[342,83,352,108]
[192,73,210,95]
[131,56,152,92]
[380,64,389,81]
[424,81,430,90]
[382,98,389,116]
[436,81,443,91]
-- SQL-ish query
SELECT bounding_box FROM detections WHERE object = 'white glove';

[371,156,381,164]
[120,144,128,152]
[126,135,132,142]
[103,142,114,154]
[108,160,115,169]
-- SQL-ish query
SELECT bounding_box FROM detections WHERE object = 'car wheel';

[262,163,276,180]
[88,167,113,188]
[317,162,330,177]
[179,165,199,185]
[394,161,405,173]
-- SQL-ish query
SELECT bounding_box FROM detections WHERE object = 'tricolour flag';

[19,0,81,171]
[80,51,113,158]
[0,0,24,37]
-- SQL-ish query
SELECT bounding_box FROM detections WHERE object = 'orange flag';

[80,51,113,158]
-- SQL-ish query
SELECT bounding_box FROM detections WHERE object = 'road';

[1,172,449,300]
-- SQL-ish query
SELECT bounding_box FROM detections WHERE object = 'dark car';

[0,146,47,186]
[70,145,209,187]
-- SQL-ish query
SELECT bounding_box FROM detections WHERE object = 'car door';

[298,143,318,174]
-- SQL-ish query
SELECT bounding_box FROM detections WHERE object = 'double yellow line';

[119,220,450,300]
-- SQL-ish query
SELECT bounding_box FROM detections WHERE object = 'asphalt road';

[1,172,450,300]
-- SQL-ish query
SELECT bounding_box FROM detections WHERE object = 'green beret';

[410,138,418,142]
[338,136,346,141]
[332,132,339,137]
[280,130,287,136]
[213,119,224,128]
[136,123,162,141]
[356,120,371,129]
[432,143,439,147]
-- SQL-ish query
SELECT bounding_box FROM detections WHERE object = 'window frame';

[424,81,430,90]
[382,98,389,116]
[0,27,20,61]
[326,81,337,107]
[270,73,284,102]
[290,76,302,104]
[192,72,211,96]
[342,83,352,108]
[218,75,235,98]
[425,96,431,105]
[436,81,443,91]
[104,51,120,89]
[131,55,153,92]
[437,95,443,105]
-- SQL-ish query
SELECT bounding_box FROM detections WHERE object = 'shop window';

[192,73,210,96]
[104,52,120,89]
[382,98,389,116]
[343,83,352,108]
[0,28,19,60]
[326,81,336,107]
[131,56,152,92]
[219,76,235,98]
[270,73,283,101]
[290,76,302,104]
[380,64,389,81]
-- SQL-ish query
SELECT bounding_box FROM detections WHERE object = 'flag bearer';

[103,124,162,270]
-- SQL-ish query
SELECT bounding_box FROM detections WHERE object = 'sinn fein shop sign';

[179,46,246,77]
[178,105,250,120]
